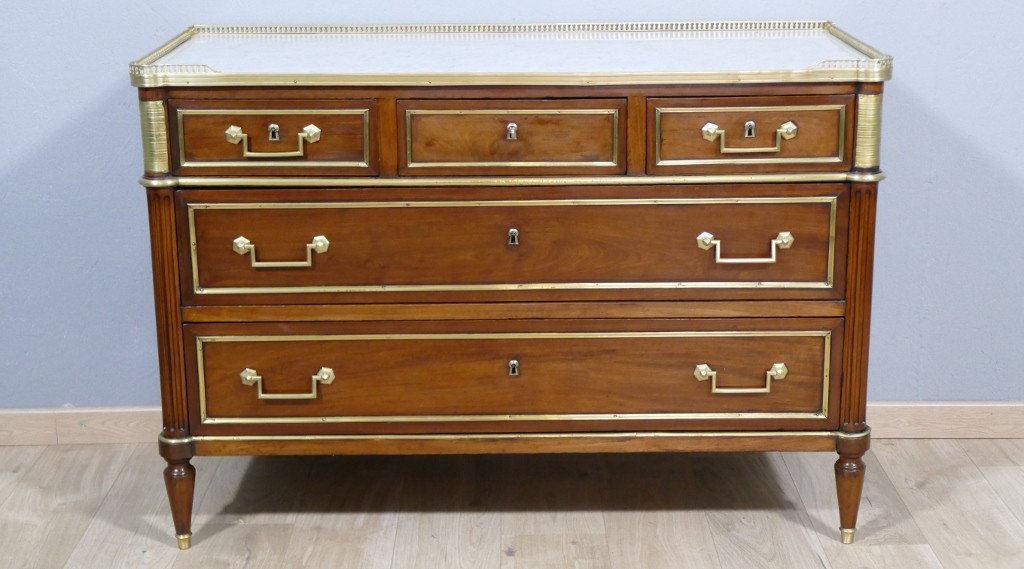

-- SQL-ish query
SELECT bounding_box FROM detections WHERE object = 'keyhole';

[507,228,520,246]
[744,121,756,138]
[268,123,280,141]
[508,359,520,377]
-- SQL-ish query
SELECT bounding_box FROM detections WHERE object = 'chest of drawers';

[130,22,890,549]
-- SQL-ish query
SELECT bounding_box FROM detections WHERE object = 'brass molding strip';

[137,172,885,188]
[654,105,846,167]
[854,94,882,169]
[186,196,837,294]
[157,434,193,445]
[139,177,179,188]
[195,330,832,425]
[176,109,371,169]
[846,171,885,183]
[404,108,619,168]
[139,101,169,174]
[836,426,872,439]
[129,21,893,87]
[191,430,842,443]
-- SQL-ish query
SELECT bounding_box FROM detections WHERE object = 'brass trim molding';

[186,196,838,295]
[176,109,371,169]
[854,94,883,169]
[195,330,832,425]
[139,101,169,173]
[130,22,892,87]
[191,430,843,443]
[835,426,872,439]
[157,434,194,445]
[138,172,886,188]
[404,108,620,168]
[655,104,846,167]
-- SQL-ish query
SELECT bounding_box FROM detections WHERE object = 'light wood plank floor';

[2,439,1023,569]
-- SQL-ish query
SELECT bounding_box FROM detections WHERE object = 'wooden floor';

[2,440,1023,568]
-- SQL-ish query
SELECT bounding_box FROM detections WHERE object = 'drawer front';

[188,320,839,432]
[649,95,854,174]
[171,99,377,176]
[185,193,841,298]
[398,99,627,175]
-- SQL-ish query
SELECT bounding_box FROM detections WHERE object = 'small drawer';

[188,319,839,432]
[648,95,854,174]
[171,99,377,176]
[398,99,627,175]
[183,187,844,301]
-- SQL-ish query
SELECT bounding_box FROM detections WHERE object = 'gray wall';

[2,1,1021,408]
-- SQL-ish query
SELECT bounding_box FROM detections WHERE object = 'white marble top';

[131,22,892,86]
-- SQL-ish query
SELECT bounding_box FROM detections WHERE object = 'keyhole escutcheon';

[507,228,520,246]
[508,359,520,377]
[268,123,281,141]
[744,121,756,138]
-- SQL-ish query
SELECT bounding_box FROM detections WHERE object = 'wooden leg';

[834,431,870,544]
[163,457,196,550]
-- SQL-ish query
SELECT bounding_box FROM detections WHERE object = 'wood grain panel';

[188,197,837,295]
[171,98,378,176]
[196,332,830,420]
[148,188,189,440]
[181,300,848,323]
[398,98,627,176]
[182,318,842,435]
[192,433,839,456]
[648,94,855,174]
[841,182,877,433]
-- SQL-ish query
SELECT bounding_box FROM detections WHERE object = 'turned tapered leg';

[164,457,196,550]
[834,431,870,544]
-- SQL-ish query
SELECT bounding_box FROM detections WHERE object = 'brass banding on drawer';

[172,101,376,176]
[186,195,839,297]
[398,98,627,175]
[192,328,834,427]
[648,95,854,174]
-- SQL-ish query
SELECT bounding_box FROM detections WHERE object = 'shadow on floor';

[215,452,806,517]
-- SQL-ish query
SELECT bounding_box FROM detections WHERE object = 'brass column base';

[840,528,856,544]
[176,533,192,550]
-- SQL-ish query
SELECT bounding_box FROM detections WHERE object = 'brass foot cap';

[840,528,856,545]
[176,533,192,550]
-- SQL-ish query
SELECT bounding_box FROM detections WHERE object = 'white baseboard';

[1,403,1021,446]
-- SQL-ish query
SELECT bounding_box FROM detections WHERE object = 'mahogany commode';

[130,21,891,549]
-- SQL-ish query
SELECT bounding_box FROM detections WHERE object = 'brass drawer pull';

[700,120,797,154]
[239,367,335,400]
[696,231,794,264]
[232,235,330,268]
[224,123,322,158]
[693,363,788,394]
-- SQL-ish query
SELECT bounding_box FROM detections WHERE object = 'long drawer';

[182,188,845,302]
[185,319,842,434]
